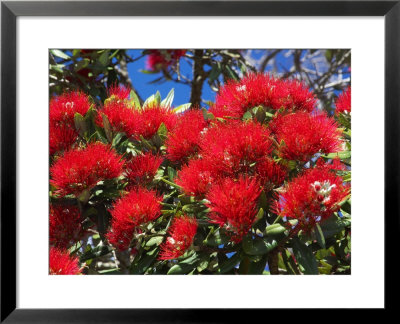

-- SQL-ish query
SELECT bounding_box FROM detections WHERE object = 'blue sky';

[127,49,216,107]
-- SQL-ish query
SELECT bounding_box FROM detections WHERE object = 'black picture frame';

[1,0,397,321]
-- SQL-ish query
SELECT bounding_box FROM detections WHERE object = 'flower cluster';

[49,91,92,155]
[335,87,351,115]
[106,188,162,250]
[270,111,343,161]
[124,152,163,187]
[210,73,316,119]
[50,205,87,249]
[206,177,261,242]
[50,142,124,197]
[146,50,186,71]
[97,100,176,141]
[176,120,278,199]
[49,247,82,275]
[275,166,350,232]
[166,109,208,162]
[159,215,198,260]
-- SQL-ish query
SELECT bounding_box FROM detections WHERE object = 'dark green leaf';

[51,49,70,60]
[217,253,240,274]
[80,245,113,262]
[291,238,319,274]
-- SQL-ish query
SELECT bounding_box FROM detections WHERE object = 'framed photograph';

[1,0,397,321]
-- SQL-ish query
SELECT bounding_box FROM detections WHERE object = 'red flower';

[49,247,82,275]
[159,215,198,260]
[108,84,131,100]
[210,73,316,119]
[255,158,287,191]
[130,104,177,140]
[166,109,208,162]
[124,152,163,187]
[106,188,162,250]
[146,50,186,71]
[335,87,351,115]
[50,142,124,197]
[270,111,343,161]
[49,91,92,127]
[96,99,137,136]
[49,124,78,155]
[206,177,262,242]
[275,166,350,232]
[176,158,216,198]
[50,205,87,249]
[200,120,273,177]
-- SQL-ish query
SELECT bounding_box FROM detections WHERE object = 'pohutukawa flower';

[146,49,186,71]
[275,166,350,232]
[255,158,287,191]
[206,177,262,242]
[130,104,177,140]
[335,87,351,115]
[270,111,343,162]
[50,142,124,197]
[200,120,273,177]
[96,99,137,136]
[176,158,216,198]
[49,91,92,127]
[124,152,163,187]
[106,188,162,250]
[159,215,198,260]
[50,205,87,249]
[49,247,82,275]
[49,124,78,155]
[108,84,131,100]
[210,73,316,119]
[166,109,208,162]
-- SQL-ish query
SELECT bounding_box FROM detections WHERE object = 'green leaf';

[255,208,264,222]
[208,62,222,83]
[340,200,351,214]
[167,263,195,275]
[80,245,113,262]
[154,91,162,105]
[98,50,110,67]
[242,236,269,256]
[265,223,287,236]
[157,122,168,138]
[74,58,90,72]
[201,108,215,120]
[173,103,191,114]
[217,253,241,274]
[204,229,229,247]
[50,64,64,73]
[319,215,351,238]
[248,254,268,274]
[323,151,351,159]
[51,49,70,60]
[129,90,141,110]
[224,65,239,81]
[130,248,158,274]
[168,166,177,181]
[143,94,156,109]
[101,113,113,143]
[242,110,253,121]
[291,238,319,274]
[313,223,326,249]
[74,112,87,136]
[145,236,164,247]
[161,88,174,108]
[97,268,121,275]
